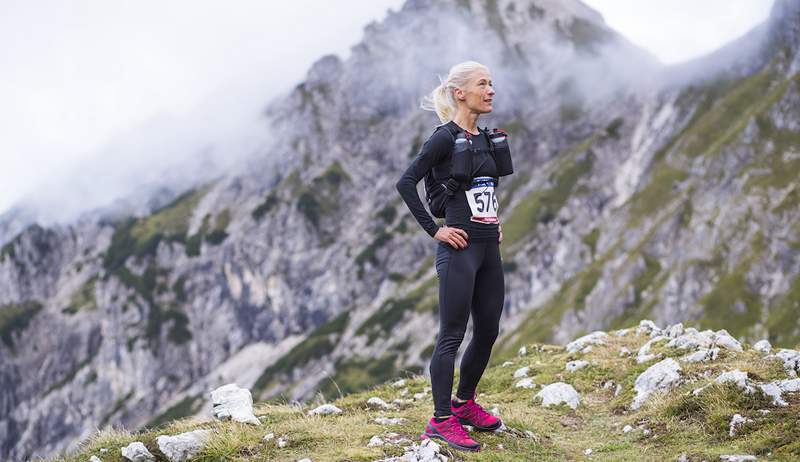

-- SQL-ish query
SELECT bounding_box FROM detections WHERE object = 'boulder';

[566,360,589,372]
[307,404,342,415]
[210,383,260,425]
[515,378,536,389]
[156,429,212,462]
[753,340,771,354]
[566,331,608,353]
[632,358,682,410]
[716,370,755,393]
[513,366,530,378]
[366,397,391,410]
[681,348,719,363]
[535,383,580,410]
[729,413,752,437]
[121,441,155,462]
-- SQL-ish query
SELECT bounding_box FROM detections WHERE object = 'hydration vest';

[424,122,513,219]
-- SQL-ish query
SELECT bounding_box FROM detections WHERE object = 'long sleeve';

[395,129,451,238]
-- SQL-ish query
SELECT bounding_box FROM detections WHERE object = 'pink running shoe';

[421,415,481,451]
[451,395,502,431]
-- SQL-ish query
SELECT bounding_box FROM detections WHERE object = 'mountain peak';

[768,0,800,72]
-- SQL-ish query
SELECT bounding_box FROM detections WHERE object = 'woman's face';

[455,69,495,114]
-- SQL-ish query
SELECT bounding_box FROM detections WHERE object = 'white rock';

[374,417,407,425]
[413,392,427,400]
[307,403,342,415]
[729,413,752,437]
[535,382,580,409]
[210,383,260,425]
[773,349,800,376]
[758,382,787,406]
[262,433,274,441]
[156,429,212,462]
[121,441,155,462]
[392,379,407,388]
[719,456,757,461]
[99,448,109,453]
[619,347,632,357]
[566,360,589,372]
[368,435,385,447]
[613,328,631,337]
[367,397,391,410]
[632,358,682,410]
[400,388,409,397]
[636,320,661,336]
[681,348,719,363]
[714,330,743,352]
[778,378,800,392]
[489,406,500,416]
[614,384,622,397]
[665,323,684,338]
[642,428,652,436]
[518,346,527,356]
[622,425,633,433]
[581,346,593,353]
[584,448,593,455]
[515,378,536,389]
[637,336,667,363]
[666,329,715,350]
[716,370,755,393]
[566,331,608,353]
[90,456,102,462]
[501,361,514,367]
[297,459,312,462]
[753,340,771,354]
[513,366,530,378]
[277,437,288,448]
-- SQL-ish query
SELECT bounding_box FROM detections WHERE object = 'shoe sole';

[421,431,481,452]
[456,417,502,431]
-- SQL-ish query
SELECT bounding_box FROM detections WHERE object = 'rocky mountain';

[1,0,799,459]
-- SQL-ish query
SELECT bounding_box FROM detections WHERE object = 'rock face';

[2,0,800,459]
[210,383,261,425]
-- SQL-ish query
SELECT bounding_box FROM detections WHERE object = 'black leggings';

[429,239,505,417]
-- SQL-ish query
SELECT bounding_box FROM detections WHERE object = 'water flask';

[451,132,472,182]
[489,129,513,176]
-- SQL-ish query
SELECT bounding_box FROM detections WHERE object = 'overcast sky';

[0,0,774,219]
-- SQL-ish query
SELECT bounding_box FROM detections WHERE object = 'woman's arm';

[395,130,451,238]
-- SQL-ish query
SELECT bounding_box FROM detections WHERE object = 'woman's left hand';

[498,224,503,243]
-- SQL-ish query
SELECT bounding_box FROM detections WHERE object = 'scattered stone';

[719,456,757,461]
[374,417,407,425]
[753,340,771,354]
[566,360,589,372]
[515,378,536,389]
[513,366,530,378]
[413,392,427,400]
[622,425,633,433]
[619,347,632,357]
[566,331,608,353]
[400,388,409,397]
[367,435,384,447]
[392,379,407,388]
[525,430,536,438]
[210,383,261,425]
[298,459,312,462]
[277,437,288,448]
[614,328,631,337]
[262,433,274,442]
[614,384,622,397]
[100,448,109,453]
[307,403,342,415]
[681,348,719,363]
[374,438,448,462]
[156,429,212,462]
[637,336,667,363]
[497,444,505,450]
[518,346,527,356]
[714,330,744,352]
[489,406,500,416]
[636,320,661,337]
[121,441,155,462]
[666,323,684,338]
[535,382,581,410]
[581,346,593,353]
[501,361,514,367]
[729,413,752,437]
[632,358,682,410]
[716,370,755,393]
[677,453,689,462]
[642,428,652,436]
[367,397,391,410]
[778,378,800,392]
[90,456,102,462]
[758,382,787,406]
[584,448,593,455]
[772,349,800,377]
[758,409,771,414]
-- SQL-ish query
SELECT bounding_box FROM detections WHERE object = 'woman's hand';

[498,224,503,244]
[434,225,469,249]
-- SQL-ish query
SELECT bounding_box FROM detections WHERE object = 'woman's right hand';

[434,225,469,249]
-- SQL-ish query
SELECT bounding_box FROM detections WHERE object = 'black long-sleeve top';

[395,121,500,241]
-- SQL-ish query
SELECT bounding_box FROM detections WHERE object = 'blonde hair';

[421,61,489,123]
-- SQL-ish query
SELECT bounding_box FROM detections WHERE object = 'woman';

[395,60,512,452]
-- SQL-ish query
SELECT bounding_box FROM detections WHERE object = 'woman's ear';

[453,87,465,101]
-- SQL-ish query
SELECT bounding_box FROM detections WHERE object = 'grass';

[55,322,800,462]
[62,276,99,315]
[0,299,44,350]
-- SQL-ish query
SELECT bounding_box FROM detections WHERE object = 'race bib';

[465,176,499,224]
